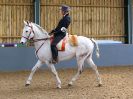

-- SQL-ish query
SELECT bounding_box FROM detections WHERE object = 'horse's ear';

[24,21,27,25]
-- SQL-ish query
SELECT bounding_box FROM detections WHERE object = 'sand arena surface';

[0,66,133,99]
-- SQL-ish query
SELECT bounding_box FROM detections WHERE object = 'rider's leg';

[51,35,65,63]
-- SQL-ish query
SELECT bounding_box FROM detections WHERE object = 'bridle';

[22,24,35,40]
[22,24,50,42]
[22,22,51,59]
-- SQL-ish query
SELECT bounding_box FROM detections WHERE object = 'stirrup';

[50,58,58,64]
[52,60,58,64]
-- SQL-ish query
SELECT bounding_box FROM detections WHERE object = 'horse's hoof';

[25,84,30,87]
[68,83,72,87]
[57,86,61,89]
[97,83,102,87]
[68,81,73,87]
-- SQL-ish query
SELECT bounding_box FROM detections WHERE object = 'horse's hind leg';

[86,56,102,86]
[68,56,85,86]
[25,60,43,86]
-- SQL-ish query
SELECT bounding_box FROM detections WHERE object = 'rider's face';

[60,10,65,16]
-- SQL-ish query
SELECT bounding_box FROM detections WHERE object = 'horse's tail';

[90,38,100,58]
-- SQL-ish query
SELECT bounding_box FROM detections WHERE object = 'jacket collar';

[63,13,69,17]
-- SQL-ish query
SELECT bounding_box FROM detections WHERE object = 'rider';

[49,5,71,64]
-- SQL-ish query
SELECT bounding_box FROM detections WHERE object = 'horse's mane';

[32,23,48,35]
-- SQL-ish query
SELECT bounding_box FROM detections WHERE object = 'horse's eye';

[26,31,28,33]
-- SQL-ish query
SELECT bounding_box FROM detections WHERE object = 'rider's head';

[60,5,70,16]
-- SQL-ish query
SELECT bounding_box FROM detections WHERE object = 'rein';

[32,38,50,42]
[34,38,50,59]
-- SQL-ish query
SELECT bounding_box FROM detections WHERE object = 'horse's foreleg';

[47,63,61,88]
[68,57,84,86]
[86,57,102,86]
[25,60,43,86]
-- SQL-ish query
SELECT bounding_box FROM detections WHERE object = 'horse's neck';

[33,25,50,51]
[32,23,49,39]
[34,30,46,39]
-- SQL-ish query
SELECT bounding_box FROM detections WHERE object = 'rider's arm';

[49,15,71,35]
[54,17,71,34]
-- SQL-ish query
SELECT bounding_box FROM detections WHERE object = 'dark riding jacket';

[51,13,71,36]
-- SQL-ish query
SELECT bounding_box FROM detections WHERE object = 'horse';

[20,21,102,88]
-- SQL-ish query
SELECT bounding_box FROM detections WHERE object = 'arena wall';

[0,44,133,71]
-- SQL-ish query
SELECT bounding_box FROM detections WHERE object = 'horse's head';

[20,21,35,44]
[20,21,50,44]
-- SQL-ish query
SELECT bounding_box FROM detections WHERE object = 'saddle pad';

[50,34,78,51]
[68,35,78,46]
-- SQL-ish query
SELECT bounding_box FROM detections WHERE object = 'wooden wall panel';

[0,0,34,43]
[0,0,125,43]
[41,0,125,42]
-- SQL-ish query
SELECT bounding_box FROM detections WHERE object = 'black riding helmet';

[60,4,70,13]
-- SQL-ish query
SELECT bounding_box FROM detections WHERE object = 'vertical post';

[128,0,132,44]
[34,0,40,25]
[124,0,129,43]
[125,0,132,44]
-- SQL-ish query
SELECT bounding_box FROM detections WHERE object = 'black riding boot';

[51,45,58,64]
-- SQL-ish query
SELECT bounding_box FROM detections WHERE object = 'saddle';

[50,34,78,51]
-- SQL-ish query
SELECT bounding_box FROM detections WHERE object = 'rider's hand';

[49,32,54,36]
[49,29,55,35]
[61,27,67,33]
